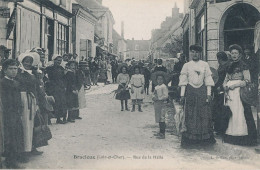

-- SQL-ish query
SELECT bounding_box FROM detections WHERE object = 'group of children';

[115,65,169,139]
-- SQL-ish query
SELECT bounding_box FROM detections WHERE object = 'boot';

[138,105,143,112]
[157,122,166,139]
[131,105,135,112]
[121,100,124,111]
[125,100,129,111]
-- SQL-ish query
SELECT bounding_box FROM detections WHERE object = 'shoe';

[156,133,165,139]
[75,117,82,120]
[30,149,43,156]
[121,109,124,111]
[125,108,130,111]
[153,132,161,136]
[67,119,75,123]
[131,109,135,112]
[56,119,65,124]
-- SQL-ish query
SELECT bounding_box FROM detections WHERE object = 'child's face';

[4,65,18,78]
[122,67,126,73]
[157,76,164,85]
[134,68,139,74]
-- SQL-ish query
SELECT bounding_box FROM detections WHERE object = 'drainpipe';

[13,2,17,59]
[205,0,208,62]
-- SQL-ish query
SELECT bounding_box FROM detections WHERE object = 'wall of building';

[206,0,260,68]
[74,9,96,59]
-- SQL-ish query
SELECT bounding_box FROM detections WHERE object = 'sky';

[103,0,184,40]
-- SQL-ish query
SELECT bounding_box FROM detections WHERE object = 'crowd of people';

[0,47,87,168]
[0,42,259,168]
[113,44,259,147]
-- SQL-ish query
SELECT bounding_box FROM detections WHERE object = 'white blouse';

[154,84,168,100]
[179,60,214,88]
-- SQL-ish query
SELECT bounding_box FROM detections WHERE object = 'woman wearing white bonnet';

[16,52,44,158]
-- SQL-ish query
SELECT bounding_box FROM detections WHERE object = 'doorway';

[220,3,260,51]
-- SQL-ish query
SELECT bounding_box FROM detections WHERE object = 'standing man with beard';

[179,45,215,148]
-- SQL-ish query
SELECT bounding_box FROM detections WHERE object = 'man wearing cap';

[179,44,216,148]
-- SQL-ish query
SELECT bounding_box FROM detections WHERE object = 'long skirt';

[154,101,166,123]
[182,85,215,145]
[0,98,3,153]
[78,85,87,109]
[224,80,257,146]
[21,92,37,152]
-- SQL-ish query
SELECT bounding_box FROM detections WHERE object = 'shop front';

[3,0,73,61]
[188,0,260,68]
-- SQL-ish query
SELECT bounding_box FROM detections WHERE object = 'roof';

[75,0,114,23]
[75,0,107,9]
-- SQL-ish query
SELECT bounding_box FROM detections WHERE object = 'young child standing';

[116,66,130,111]
[152,75,168,139]
[130,66,145,112]
[0,59,24,168]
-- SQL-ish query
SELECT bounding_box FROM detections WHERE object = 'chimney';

[121,21,124,39]
[96,0,102,4]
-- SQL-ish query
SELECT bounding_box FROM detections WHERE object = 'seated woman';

[223,44,257,146]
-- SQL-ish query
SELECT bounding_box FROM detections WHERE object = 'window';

[135,44,139,50]
[196,14,206,59]
[87,40,92,58]
[57,23,69,55]
[80,39,92,60]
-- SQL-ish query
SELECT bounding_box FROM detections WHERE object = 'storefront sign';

[0,8,10,18]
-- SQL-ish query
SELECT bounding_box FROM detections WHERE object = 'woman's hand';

[73,90,78,94]
[206,95,212,103]
[131,88,134,94]
[141,88,144,94]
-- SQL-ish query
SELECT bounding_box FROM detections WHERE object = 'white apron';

[225,80,248,136]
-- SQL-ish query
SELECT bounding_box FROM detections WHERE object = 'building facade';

[150,3,184,61]
[125,39,151,61]
[72,3,97,61]
[183,0,260,68]
[112,29,126,61]
[75,0,115,57]
[0,0,73,61]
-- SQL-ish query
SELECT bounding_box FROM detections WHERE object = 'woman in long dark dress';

[223,44,257,146]
[1,59,24,168]
[45,55,67,124]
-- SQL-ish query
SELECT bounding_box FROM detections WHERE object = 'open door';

[254,21,260,139]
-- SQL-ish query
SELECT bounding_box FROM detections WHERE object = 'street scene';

[0,0,260,169]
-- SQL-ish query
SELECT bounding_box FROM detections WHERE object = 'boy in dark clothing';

[152,59,167,92]
[0,59,24,168]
